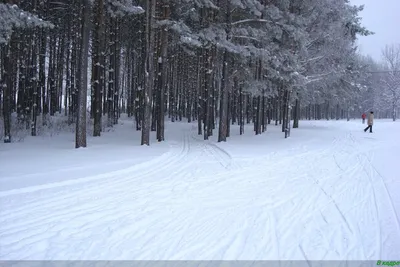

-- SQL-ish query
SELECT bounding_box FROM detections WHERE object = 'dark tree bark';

[141,0,156,146]
[218,50,229,142]
[2,45,12,143]
[93,0,105,136]
[218,0,231,142]
[75,0,91,148]
[293,94,300,128]
[30,31,39,136]
[156,1,169,142]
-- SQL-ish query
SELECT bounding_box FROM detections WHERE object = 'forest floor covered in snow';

[0,118,399,260]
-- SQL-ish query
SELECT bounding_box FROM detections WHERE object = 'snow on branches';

[0,3,53,44]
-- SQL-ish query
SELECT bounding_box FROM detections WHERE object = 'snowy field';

[0,119,399,260]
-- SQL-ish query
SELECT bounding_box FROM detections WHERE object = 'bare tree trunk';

[75,0,91,148]
[197,49,203,136]
[239,82,244,135]
[218,0,231,142]
[156,1,169,142]
[93,0,105,136]
[31,31,39,136]
[107,18,116,127]
[255,95,262,135]
[285,90,291,138]
[2,45,12,143]
[293,94,300,128]
[113,19,120,125]
[218,49,229,142]
[141,0,156,145]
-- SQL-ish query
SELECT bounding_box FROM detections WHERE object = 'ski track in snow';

[292,134,372,259]
[190,131,242,171]
[0,121,399,260]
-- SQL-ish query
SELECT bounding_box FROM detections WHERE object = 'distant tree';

[381,44,400,121]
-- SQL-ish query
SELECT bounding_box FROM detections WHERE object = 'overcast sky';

[350,0,400,61]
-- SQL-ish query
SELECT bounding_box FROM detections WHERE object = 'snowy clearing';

[0,119,399,260]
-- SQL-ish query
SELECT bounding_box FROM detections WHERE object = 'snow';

[0,119,399,260]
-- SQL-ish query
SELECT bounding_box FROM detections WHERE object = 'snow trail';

[0,120,399,260]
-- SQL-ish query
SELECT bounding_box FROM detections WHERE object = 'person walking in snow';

[361,112,366,124]
[364,111,374,133]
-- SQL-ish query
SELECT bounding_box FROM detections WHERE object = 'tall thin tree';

[75,0,91,148]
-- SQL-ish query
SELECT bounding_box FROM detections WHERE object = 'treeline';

[357,45,400,121]
[0,0,376,146]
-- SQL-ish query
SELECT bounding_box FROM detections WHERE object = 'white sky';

[350,0,400,61]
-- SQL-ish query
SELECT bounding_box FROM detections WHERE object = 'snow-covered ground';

[0,118,399,260]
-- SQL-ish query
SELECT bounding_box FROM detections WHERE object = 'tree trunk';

[218,49,229,142]
[75,0,91,148]
[285,90,291,138]
[31,31,38,136]
[156,1,169,142]
[2,45,12,143]
[93,0,105,136]
[293,95,300,128]
[141,0,156,145]
[239,83,244,135]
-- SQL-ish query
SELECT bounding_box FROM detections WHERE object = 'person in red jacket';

[361,112,366,124]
